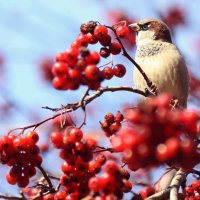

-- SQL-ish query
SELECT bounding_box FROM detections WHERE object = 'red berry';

[88,177,100,192]
[99,34,111,46]
[55,52,68,63]
[65,48,79,66]
[43,194,54,200]
[113,64,126,77]
[94,25,108,39]
[69,128,83,142]
[116,26,129,38]
[109,122,121,134]
[76,34,89,47]
[52,62,69,76]
[89,161,102,174]
[69,69,81,82]
[50,132,63,148]
[105,112,115,124]
[105,160,118,173]
[140,187,155,198]
[75,59,87,71]
[102,67,113,80]
[114,111,124,122]
[85,51,100,64]
[100,47,110,58]
[52,76,67,90]
[17,176,29,188]
[60,174,72,186]
[85,65,100,80]
[87,32,98,44]
[122,180,132,193]
[96,154,107,165]
[61,161,75,174]
[54,191,67,200]
[109,42,121,55]
[6,173,17,185]
[27,131,39,144]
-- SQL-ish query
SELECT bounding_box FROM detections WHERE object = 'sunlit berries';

[52,21,127,91]
[0,131,41,187]
[94,25,108,39]
[116,26,129,38]
[110,94,200,171]
[100,111,124,137]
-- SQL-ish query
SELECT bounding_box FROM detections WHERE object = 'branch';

[146,168,186,200]
[37,165,55,192]
[107,26,153,89]
[8,86,146,134]
[169,168,186,200]
[0,195,24,200]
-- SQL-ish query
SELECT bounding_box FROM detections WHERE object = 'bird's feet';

[145,82,159,97]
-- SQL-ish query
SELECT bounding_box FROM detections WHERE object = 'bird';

[129,18,189,108]
[128,19,189,192]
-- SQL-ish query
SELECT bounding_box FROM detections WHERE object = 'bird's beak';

[128,23,140,32]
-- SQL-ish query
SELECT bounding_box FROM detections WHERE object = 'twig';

[8,86,146,134]
[192,169,200,176]
[37,165,55,192]
[93,146,113,153]
[106,26,154,89]
[0,195,24,200]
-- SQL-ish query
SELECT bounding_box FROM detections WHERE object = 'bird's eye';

[140,23,150,31]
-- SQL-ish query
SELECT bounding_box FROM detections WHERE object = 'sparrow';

[128,19,189,192]
[129,18,189,108]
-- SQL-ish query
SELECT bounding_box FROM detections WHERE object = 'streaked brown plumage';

[129,18,189,108]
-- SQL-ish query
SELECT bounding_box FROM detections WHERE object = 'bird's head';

[129,19,172,45]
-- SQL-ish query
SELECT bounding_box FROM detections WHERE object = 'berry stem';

[106,25,155,92]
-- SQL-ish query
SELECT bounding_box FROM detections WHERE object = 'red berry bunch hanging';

[102,63,126,80]
[184,180,200,200]
[0,131,42,187]
[110,94,200,171]
[52,21,129,91]
[100,111,124,137]
[50,127,108,198]
[88,160,132,199]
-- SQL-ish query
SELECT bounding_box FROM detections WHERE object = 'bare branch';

[37,165,55,192]
[8,86,146,134]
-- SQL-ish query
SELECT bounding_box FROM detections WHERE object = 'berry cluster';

[110,94,200,171]
[42,190,79,200]
[100,111,124,136]
[52,21,128,90]
[88,160,132,199]
[0,131,41,187]
[50,127,107,198]
[184,180,200,200]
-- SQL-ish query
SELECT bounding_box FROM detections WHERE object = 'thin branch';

[93,146,113,153]
[8,86,146,134]
[37,165,55,192]
[107,26,153,89]
[192,169,200,176]
[0,195,24,200]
